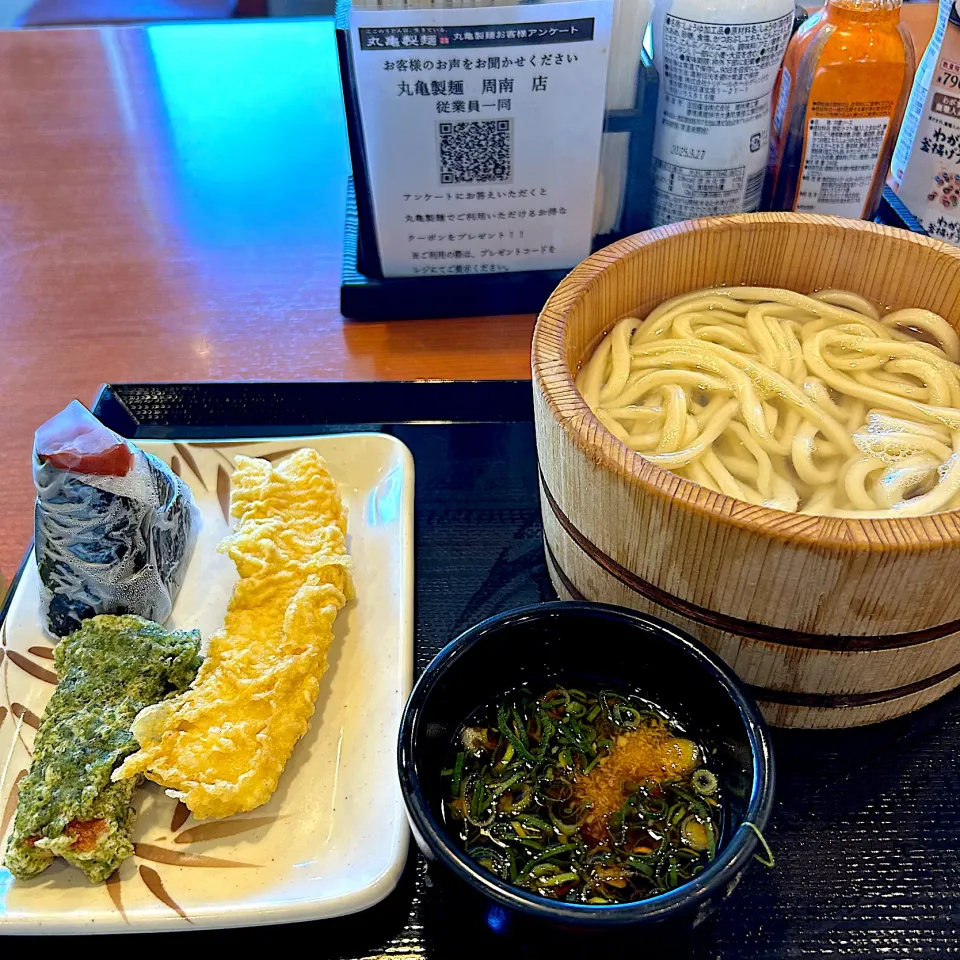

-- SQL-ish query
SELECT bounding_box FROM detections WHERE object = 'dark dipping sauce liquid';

[442,683,722,904]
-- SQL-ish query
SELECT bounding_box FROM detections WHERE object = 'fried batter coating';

[114,449,351,820]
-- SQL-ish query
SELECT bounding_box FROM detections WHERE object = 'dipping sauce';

[444,684,721,904]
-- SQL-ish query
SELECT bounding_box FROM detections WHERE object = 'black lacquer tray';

[9,379,960,953]
[340,184,927,321]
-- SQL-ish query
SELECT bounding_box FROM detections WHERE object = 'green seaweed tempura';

[3,614,202,883]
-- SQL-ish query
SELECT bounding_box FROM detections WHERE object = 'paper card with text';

[350,0,614,279]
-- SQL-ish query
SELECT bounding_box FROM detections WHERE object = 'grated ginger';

[575,723,698,842]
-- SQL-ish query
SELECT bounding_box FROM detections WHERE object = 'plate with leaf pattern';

[0,433,414,933]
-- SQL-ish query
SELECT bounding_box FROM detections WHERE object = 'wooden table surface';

[0,4,941,579]
[0,18,536,578]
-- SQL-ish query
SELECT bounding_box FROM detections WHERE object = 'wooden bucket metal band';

[538,471,960,654]
[543,538,960,710]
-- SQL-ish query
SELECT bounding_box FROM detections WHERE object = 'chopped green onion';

[583,753,604,775]
[692,769,719,796]
[497,702,535,763]
[451,751,466,796]
[446,684,722,904]
[516,813,552,833]
[680,816,710,852]
[491,770,525,796]
[516,843,579,882]
[538,871,580,887]
[706,821,717,862]
[743,822,774,868]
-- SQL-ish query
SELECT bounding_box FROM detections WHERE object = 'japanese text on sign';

[797,115,889,218]
[649,10,792,226]
[358,18,594,50]
[350,0,612,278]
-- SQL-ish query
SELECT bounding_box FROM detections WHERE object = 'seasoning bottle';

[766,0,915,220]
[890,0,960,243]
[648,0,795,228]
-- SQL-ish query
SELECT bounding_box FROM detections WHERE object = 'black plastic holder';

[340,179,570,320]
[340,177,929,322]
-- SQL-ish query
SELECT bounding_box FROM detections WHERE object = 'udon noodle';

[576,287,960,517]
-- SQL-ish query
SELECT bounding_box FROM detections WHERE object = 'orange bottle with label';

[765,0,915,220]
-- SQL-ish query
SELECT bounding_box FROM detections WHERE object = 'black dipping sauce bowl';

[397,601,775,934]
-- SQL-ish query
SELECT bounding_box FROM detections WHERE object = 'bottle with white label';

[890,0,960,244]
[766,0,915,221]
[648,0,794,228]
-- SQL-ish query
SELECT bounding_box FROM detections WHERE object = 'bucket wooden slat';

[532,214,960,729]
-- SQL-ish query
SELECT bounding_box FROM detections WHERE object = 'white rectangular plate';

[0,433,414,933]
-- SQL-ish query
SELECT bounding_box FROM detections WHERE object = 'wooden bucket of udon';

[533,213,960,729]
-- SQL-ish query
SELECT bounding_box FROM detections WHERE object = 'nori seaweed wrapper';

[34,438,199,638]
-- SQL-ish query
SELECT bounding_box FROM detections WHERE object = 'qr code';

[437,119,512,184]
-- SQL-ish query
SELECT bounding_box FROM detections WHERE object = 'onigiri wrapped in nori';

[33,401,199,638]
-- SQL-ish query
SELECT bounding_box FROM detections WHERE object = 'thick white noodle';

[579,286,960,517]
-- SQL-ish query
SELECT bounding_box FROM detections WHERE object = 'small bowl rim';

[532,213,960,552]
[397,600,776,927]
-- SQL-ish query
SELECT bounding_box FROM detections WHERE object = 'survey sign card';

[350,0,614,278]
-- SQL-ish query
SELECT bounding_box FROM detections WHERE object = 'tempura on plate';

[114,448,352,820]
[3,615,202,882]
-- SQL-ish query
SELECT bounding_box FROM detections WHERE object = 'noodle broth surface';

[576,287,960,517]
